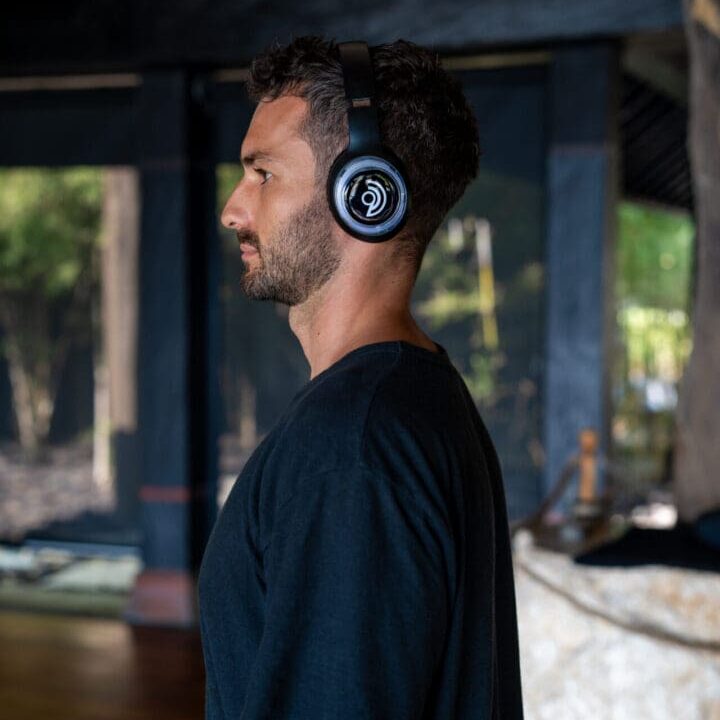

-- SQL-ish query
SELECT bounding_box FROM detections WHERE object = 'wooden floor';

[0,609,205,719]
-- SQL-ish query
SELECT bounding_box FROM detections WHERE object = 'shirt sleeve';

[239,461,452,719]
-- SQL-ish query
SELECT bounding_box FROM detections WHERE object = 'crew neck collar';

[292,339,450,401]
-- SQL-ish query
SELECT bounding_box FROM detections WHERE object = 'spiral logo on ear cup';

[364,183,385,215]
[347,171,397,224]
[361,180,387,217]
[331,155,408,239]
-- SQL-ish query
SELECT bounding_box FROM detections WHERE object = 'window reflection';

[413,169,546,517]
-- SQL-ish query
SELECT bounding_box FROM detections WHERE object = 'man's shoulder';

[258,349,401,489]
[258,344,465,506]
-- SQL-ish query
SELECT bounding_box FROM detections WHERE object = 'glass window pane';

[0,166,141,545]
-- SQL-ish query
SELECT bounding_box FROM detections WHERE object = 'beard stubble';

[236,190,342,307]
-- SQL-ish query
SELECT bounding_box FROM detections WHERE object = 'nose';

[220,181,251,230]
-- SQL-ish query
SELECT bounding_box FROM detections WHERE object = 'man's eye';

[255,168,272,185]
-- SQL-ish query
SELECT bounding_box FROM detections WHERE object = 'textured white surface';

[513,531,720,719]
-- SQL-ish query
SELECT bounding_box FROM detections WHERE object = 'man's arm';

[240,462,452,719]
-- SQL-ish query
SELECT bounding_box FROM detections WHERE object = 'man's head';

[221,36,480,305]
[222,94,342,306]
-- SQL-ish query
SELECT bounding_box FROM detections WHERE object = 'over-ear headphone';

[326,40,411,243]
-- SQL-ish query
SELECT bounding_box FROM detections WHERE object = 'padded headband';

[338,41,382,153]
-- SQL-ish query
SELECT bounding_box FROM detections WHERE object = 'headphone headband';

[338,42,382,153]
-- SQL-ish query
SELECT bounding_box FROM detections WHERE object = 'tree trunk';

[1,308,38,455]
[673,0,720,522]
[0,298,55,460]
[92,167,140,500]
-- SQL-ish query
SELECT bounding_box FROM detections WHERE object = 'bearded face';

[235,187,342,307]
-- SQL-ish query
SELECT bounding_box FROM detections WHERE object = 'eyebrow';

[240,150,276,167]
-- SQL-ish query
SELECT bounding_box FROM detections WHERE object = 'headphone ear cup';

[326,151,410,243]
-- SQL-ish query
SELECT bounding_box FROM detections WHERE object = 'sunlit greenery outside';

[0,167,102,457]
[611,201,694,498]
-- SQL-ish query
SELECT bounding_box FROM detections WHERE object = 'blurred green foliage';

[0,167,102,452]
[0,168,102,296]
[617,201,694,311]
[611,200,695,496]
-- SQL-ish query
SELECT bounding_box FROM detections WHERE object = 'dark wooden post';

[543,44,620,504]
[125,70,218,626]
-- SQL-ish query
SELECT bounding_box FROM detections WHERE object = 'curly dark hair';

[246,35,481,274]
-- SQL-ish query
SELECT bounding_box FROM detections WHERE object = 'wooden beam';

[0,0,683,76]
[0,87,138,167]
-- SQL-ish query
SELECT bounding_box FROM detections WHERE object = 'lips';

[239,243,258,256]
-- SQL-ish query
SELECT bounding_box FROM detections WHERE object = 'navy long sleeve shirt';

[198,340,524,719]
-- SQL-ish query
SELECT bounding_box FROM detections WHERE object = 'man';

[198,36,524,719]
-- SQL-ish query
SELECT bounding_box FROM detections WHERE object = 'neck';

[288,256,436,380]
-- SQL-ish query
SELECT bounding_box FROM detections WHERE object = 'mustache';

[235,230,260,249]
